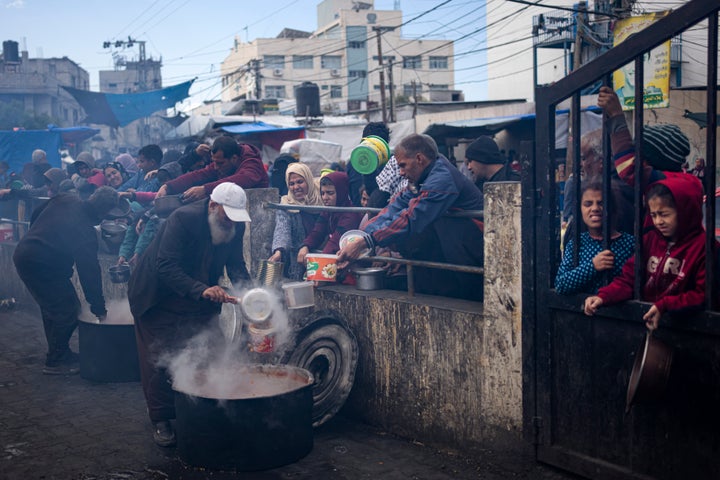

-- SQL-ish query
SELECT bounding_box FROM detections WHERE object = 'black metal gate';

[522,2,720,479]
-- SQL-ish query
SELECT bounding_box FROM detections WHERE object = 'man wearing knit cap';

[464,136,520,204]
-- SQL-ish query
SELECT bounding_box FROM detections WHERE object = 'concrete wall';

[316,182,524,454]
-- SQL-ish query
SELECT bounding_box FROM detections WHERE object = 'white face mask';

[208,206,236,245]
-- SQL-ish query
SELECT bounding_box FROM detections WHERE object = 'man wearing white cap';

[128,182,251,447]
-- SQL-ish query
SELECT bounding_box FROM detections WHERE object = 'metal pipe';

[264,202,483,219]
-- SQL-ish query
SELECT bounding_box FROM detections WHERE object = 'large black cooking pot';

[174,364,314,471]
[78,319,140,382]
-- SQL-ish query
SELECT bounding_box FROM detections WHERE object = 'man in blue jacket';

[339,134,484,301]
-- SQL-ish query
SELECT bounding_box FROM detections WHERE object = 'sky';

[1,0,490,111]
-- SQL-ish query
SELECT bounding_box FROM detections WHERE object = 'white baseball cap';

[210,182,251,222]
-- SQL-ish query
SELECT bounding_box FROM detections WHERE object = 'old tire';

[283,320,358,427]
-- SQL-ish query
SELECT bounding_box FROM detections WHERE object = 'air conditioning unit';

[330,69,341,77]
[273,68,284,77]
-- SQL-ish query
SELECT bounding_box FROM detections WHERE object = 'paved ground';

[0,306,581,480]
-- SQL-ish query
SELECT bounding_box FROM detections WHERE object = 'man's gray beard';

[208,209,236,245]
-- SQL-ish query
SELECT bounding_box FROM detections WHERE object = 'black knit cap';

[642,124,690,172]
[465,136,504,164]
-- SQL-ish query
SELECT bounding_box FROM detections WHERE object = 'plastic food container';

[305,254,338,282]
[339,229,370,257]
[282,281,315,309]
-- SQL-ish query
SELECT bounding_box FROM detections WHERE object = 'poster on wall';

[612,12,671,111]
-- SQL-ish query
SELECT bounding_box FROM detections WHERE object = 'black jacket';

[13,193,106,316]
[128,199,249,319]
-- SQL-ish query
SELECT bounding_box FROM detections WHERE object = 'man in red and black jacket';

[156,136,268,201]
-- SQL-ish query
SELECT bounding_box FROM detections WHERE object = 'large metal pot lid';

[241,288,273,323]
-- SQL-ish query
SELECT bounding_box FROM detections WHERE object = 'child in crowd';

[584,175,710,330]
[298,171,361,261]
[555,180,634,295]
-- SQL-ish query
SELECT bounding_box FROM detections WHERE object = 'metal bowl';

[108,263,131,284]
[353,267,385,291]
[241,288,273,323]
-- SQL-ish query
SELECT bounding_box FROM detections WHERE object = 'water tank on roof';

[3,40,19,63]
[295,82,321,117]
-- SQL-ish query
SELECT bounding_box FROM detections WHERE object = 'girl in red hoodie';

[584,175,711,330]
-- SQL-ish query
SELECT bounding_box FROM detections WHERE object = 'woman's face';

[104,167,123,188]
[288,173,309,202]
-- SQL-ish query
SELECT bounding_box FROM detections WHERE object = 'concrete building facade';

[220,0,456,114]
[485,0,706,102]
[0,39,88,127]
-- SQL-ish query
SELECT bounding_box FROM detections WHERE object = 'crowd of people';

[6,92,716,447]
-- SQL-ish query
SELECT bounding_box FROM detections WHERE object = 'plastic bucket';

[282,281,315,309]
[350,135,390,174]
[248,324,276,353]
[305,254,338,282]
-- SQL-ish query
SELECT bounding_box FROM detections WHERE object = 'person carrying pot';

[128,182,251,447]
[12,187,120,375]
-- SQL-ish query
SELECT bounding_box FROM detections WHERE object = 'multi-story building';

[0,39,88,127]
[485,0,702,102]
[220,0,456,114]
[98,41,166,151]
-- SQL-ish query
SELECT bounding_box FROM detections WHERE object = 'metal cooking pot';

[101,221,128,244]
[174,364,314,471]
[353,267,385,290]
[78,318,140,382]
[154,194,185,217]
[625,331,674,413]
[108,263,131,283]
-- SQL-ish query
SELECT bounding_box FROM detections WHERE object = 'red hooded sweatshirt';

[597,174,713,314]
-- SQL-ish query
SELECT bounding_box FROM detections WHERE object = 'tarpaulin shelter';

[219,121,306,150]
[62,80,194,128]
[0,126,100,175]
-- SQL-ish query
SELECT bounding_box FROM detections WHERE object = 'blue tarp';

[0,126,99,175]
[63,80,194,128]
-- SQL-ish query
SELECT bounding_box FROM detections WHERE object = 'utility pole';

[412,80,418,119]
[372,26,395,124]
[373,27,388,123]
[565,2,587,186]
[252,59,262,100]
[387,57,395,123]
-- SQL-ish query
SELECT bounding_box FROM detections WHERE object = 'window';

[321,55,341,69]
[108,83,118,88]
[429,84,449,90]
[348,70,367,78]
[264,55,285,69]
[403,56,421,69]
[348,40,365,49]
[429,56,448,69]
[293,55,313,69]
[331,86,342,98]
[265,85,286,99]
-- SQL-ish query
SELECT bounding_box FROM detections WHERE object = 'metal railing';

[264,202,484,297]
